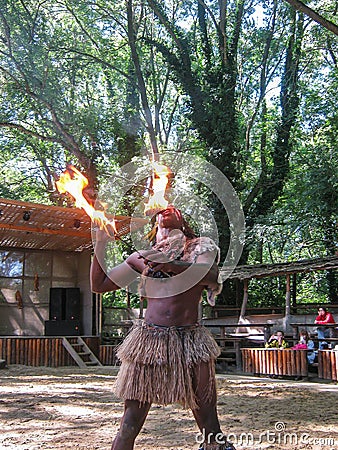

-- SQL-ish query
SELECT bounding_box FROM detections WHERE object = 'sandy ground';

[0,365,337,450]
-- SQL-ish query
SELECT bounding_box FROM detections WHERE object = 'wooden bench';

[215,337,243,369]
[290,323,338,340]
[241,348,308,378]
[203,322,274,343]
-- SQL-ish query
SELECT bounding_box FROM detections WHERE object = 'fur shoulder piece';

[150,235,222,306]
[181,237,220,264]
[182,237,222,306]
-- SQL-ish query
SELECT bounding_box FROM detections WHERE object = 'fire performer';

[91,205,236,450]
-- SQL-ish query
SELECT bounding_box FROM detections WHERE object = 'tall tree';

[0,0,337,308]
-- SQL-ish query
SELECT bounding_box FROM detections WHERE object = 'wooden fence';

[0,337,100,367]
[241,348,308,377]
[1,338,338,381]
[99,345,120,366]
[318,350,338,382]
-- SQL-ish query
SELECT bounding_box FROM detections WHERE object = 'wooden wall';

[99,345,120,366]
[0,336,99,367]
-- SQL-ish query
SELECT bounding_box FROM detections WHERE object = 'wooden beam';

[292,273,297,309]
[0,222,91,238]
[0,196,87,215]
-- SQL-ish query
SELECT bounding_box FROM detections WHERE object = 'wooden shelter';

[0,197,94,336]
[220,255,338,321]
[0,197,151,367]
[0,197,93,252]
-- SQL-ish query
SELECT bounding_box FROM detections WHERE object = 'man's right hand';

[94,223,116,243]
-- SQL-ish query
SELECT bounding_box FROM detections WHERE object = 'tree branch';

[147,0,188,56]
[127,0,158,156]
[245,0,278,152]
[284,0,338,36]
[0,121,64,144]
[51,47,133,82]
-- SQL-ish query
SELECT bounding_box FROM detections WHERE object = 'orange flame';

[56,166,117,235]
[144,161,171,216]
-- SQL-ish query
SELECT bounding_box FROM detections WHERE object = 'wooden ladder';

[62,337,102,368]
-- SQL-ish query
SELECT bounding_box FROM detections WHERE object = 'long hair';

[299,329,310,342]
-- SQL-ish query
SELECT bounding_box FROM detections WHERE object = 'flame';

[144,161,171,216]
[56,166,117,235]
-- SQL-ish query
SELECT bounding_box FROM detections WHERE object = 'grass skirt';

[115,321,220,409]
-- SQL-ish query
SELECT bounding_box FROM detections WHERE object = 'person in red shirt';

[314,307,336,349]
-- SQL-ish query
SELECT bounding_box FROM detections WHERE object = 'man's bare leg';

[112,399,151,450]
[192,361,235,449]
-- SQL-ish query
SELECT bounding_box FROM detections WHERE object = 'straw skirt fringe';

[115,321,221,410]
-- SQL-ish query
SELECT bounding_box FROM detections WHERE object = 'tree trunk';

[247,9,304,225]
[127,0,159,157]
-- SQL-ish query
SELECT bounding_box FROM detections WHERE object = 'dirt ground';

[0,365,337,450]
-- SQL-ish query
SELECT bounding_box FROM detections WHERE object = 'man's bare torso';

[127,251,204,326]
[145,287,203,326]
[91,207,219,328]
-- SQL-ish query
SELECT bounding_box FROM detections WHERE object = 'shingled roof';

[0,198,147,252]
[221,255,338,280]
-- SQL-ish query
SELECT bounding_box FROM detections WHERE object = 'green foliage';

[247,277,286,308]
[1,0,337,307]
[247,272,329,309]
[102,290,140,308]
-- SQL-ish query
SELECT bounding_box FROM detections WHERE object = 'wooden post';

[15,339,20,365]
[126,287,131,309]
[235,279,241,309]
[98,293,102,336]
[234,340,242,370]
[295,350,301,374]
[262,350,266,374]
[239,279,249,320]
[301,350,307,377]
[285,274,291,325]
[282,350,288,376]
[273,350,278,375]
[292,273,297,313]
[277,350,283,376]
[139,297,144,319]
[6,339,11,365]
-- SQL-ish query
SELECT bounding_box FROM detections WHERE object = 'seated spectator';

[314,307,336,350]
[265,331,288,349]
[292,330,316,365]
